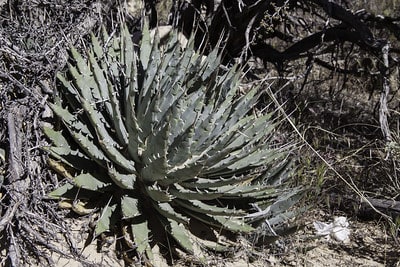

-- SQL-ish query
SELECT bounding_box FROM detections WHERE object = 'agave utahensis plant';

[44,23,303,262]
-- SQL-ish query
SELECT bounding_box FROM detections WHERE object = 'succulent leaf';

[45,146,94,171]
[144,184,173,202]
[151,202,189,224]
[174,199,246,216]
[168,219,194,254]
[107,165,136,190]
[121,195,140,219]
[185,210,254,233]
[139,20,152,71]
[73,173,111,192]
[48,183,74,198]
[169,184,224,200]
[42,127,70,149]
[95,201,118,235]
[130,215,152,258]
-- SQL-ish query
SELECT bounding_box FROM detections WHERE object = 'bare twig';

[7,107,24,184]
[8,228,21,267]
[0,202,21,232]
[380,42,392,143]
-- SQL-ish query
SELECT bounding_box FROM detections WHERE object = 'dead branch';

[330,193,400,220]
[379,43,392,142]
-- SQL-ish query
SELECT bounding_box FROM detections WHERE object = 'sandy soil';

[45,209,398,267]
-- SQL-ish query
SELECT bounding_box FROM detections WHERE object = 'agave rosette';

[44,23,303,261]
